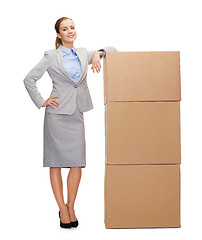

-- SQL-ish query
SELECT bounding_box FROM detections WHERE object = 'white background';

[1,0,201,239]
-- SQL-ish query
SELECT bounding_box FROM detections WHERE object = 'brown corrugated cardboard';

[103,51,181,103]
[104,164,181,228]
[103,51,182,229]
[105,101,181,165]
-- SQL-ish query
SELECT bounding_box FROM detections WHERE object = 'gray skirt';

[43,104,86,168]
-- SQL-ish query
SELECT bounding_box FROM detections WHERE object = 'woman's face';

[57,19,77,45]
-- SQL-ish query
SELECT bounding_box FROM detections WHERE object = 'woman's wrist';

[98,50,104,57]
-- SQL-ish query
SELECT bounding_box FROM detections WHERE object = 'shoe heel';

[59,211,72,228]
[65,204,79,228]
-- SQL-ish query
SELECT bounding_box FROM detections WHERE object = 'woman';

[23,16,117,229]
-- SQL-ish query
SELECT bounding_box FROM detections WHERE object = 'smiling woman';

[55,17,77,48]
[23,16,117,229]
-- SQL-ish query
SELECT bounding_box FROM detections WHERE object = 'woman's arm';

[23,51,49,109]
[88,46,118,73]
[87,46,118,65]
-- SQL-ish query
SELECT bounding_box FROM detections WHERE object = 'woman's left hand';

[91,52,101,73]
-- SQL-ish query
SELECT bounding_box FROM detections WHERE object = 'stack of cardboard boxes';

[103,51,181,228]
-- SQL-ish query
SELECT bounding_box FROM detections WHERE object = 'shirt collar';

[60,44,76,55]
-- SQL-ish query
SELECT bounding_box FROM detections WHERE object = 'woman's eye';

[63,28,74,31]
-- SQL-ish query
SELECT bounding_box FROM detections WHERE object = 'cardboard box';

[104,164,181,228]
[105,101,181,164]
[103,51,181,229]
[103,51,181,103]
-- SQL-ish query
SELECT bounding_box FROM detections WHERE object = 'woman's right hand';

[42,96,60,109]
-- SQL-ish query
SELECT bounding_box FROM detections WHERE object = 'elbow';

[23,74,32,87]
[23,77,27,87]
[23,74,29,84]
[23,76,32,91]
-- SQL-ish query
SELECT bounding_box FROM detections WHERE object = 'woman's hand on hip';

[91,52,101,73]
[42,96,60,109]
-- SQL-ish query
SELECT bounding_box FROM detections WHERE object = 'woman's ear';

[56,33,61,39]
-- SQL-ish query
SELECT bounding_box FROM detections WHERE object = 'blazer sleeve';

[87,46,118,65]
[23,51,49,109]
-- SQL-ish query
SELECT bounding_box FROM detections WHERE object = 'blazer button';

[74,85,78,88]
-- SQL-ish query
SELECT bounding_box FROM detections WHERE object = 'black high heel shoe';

[70,219,79,228]
[59,211,72,228]
[65,204,79,228]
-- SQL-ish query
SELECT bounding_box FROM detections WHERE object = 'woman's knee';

[70,167,81,170]
[50,167,61,171]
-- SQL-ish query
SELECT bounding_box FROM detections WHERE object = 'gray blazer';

[23,46,117,114]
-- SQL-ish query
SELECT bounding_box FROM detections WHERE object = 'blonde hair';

[54,17,75,49]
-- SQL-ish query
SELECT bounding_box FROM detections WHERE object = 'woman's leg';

[66,167,82,221]
[50,167,70,223]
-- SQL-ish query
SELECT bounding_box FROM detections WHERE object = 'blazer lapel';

[56,45,84,85]
[74,48,85,85]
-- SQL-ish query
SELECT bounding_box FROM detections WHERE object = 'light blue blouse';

[60,44,106,84]
[60,44,82,84]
